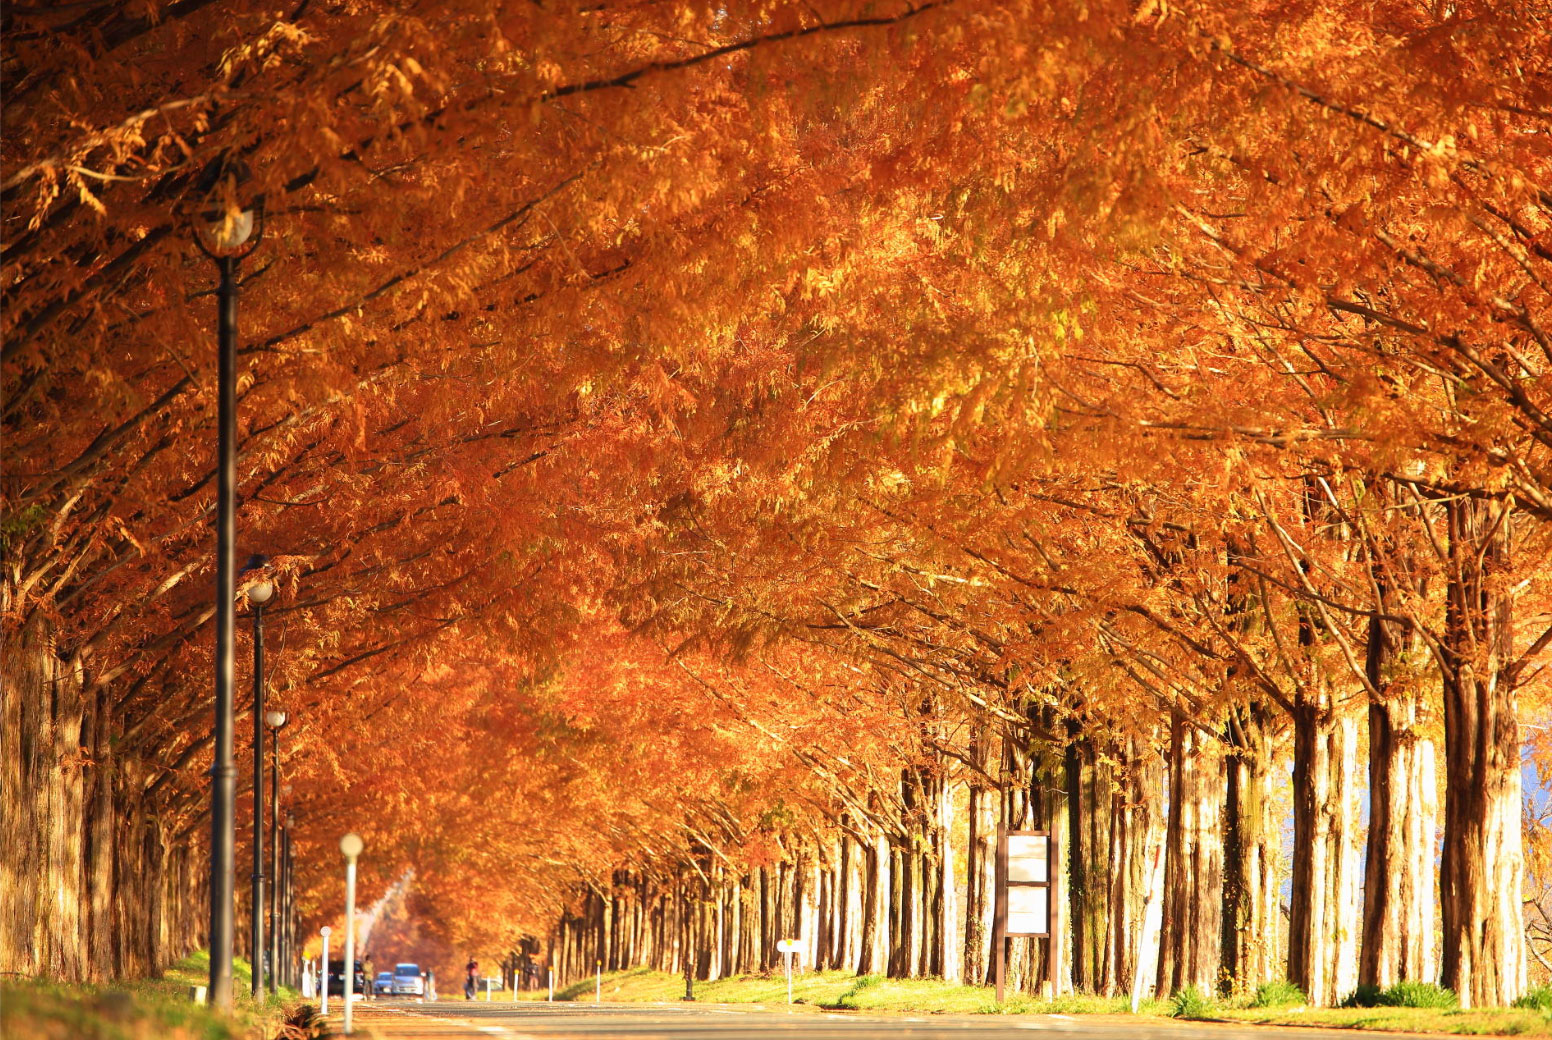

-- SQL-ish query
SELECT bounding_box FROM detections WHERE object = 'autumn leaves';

[3,0,1550,1007]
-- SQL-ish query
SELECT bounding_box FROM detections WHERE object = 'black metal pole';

[209,256,240,1011]
[283,823,295,987]
[250,602,265,998]
[270,730,282,993]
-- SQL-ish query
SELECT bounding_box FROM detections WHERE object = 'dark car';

[326,960,366,997]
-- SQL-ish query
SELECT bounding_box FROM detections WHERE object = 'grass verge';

[528,967,1552,1034]
[524,967,1148,1015]
[0,949,305,1040]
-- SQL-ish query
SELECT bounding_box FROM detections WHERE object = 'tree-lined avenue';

[3,0,1550,1015]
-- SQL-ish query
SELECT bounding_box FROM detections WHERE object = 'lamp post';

[246,557,274,998]
[283,811,295,988]
[195,164,265,1011]
[340,833,364,1035]
[265,710,288,994]
[319,926,332,1016]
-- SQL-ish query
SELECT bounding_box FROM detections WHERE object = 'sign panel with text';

[1000,830,1051,937]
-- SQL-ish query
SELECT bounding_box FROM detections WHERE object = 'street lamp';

[284,810,296,988]
[320,926,333,1016]
[340,832,364,1036]
[195,159,265,1012]
[265,709,288,994]
[246,555,274,998]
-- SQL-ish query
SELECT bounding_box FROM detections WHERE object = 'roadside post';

[485,976,494,1001]
[776,939,800,1005]
[319,927,332,1015]
[992,827,1054,1004]
[340,833,364,1035]
[595,960,602,1002]
[548,967,554,1001]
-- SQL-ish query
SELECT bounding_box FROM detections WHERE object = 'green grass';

[525,967,1148,1016]
[1169,984,1215,1019]
[1515,986,1552,1014]
[1250,979,1308,1009]
[0,950,305,1040]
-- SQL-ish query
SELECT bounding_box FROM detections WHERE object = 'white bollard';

[320,928,332,1015]
[548,967,554,1001]
[595,960,601,1003]
[485,977,493,1001]
[340,834,364,1036]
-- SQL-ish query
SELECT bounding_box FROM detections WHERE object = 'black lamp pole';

[284,813,295,987]
[196,165,263,1011]
[268,714,287,993]
[195,166,265,1012]
[210,255,240,1010]
[247,558,273,998]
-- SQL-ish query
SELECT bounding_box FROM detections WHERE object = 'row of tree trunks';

[1,611,207,982]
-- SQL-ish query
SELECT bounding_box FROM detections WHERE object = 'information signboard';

[1002,830,1051,936]
[993,827,1055,1003]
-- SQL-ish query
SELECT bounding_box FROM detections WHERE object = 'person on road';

[363,955,376,1000]
[464,958,478,1000]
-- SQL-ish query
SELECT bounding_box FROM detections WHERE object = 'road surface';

[332,1000,1446,1040]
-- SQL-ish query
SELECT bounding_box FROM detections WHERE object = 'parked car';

[326,960,366,997]
[374,971,396,998]
[391,962,427,997]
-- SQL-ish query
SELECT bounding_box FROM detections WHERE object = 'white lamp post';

[340,833,364,1035]
[319,926,332,1015]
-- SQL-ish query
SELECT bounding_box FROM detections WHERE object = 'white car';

[392,963,427,997]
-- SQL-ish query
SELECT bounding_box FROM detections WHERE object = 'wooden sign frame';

[992,826,1057,1003]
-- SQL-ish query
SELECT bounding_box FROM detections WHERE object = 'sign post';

[776,939,800,1005]
[993,828,1054,1004]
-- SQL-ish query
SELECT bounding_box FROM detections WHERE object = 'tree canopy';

[4,0,1551,1009]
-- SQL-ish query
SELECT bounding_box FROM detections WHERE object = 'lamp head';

[339,832,364,860]
[190,157,264,259]
[264,709,288,729]
[321,926,332,937]
[242,554,275,605]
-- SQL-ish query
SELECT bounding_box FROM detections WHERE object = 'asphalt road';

[334,1000,1445,1040]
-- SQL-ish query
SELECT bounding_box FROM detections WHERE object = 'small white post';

[777,938,797,1005]
[320,928,332,1015]
[340,833,364,1036]
[548,967,554,1001]
[485,976,492,1001]
[595,960,602,1002]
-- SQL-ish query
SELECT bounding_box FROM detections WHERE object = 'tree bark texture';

[1,612,206,982]
[1439,499,1527,1008]
[1156,713,1224,996]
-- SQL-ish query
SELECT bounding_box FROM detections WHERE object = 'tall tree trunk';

[1065,737,1087,992]
[1222,702,1278,994]
[1439,499,1526,1007]
[1157,712,1223,996]
[1359,652,1437,986]
[1287,696,1361,1005]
